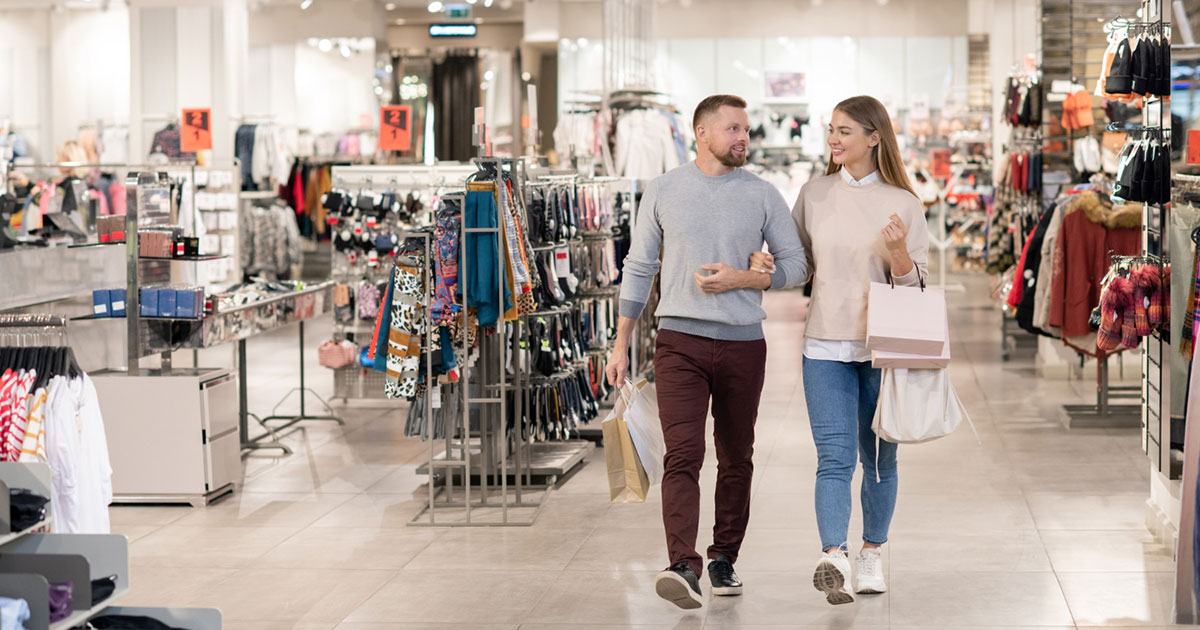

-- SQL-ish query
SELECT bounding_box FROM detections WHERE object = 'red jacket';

[1048,191,1143,339]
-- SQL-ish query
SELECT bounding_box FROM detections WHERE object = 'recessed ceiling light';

[384,2,395,8]
[299,0,313,9]
[428,1,443,13]
[395,18,406,24]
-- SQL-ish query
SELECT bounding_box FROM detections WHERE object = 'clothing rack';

[411,157,557,527]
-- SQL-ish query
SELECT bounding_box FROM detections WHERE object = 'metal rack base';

[408,483,554,528]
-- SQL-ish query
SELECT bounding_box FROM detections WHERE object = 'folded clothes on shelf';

[8,488,49,531]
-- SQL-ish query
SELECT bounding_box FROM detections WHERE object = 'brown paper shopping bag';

[602,397,651,503]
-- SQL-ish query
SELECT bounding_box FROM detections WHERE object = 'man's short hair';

[692,94,748,130]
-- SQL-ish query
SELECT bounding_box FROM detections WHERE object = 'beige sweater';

[793,172,930,341]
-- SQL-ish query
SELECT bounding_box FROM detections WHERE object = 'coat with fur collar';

[1048,191,1143,341]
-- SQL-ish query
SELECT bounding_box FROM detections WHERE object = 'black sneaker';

[708,555,743,596]
[655,561,703,609]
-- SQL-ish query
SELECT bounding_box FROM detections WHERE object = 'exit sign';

[444,3,471,18]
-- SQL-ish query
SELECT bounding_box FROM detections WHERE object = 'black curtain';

[431,52,480,161]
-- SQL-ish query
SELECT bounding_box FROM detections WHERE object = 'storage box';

[176,287,203,319]
[139,287,159,317]
[109,288,127,317]
[158,289,177,318]
[92,290,110,318]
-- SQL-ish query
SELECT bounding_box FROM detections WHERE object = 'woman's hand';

[882,213,915,278]
[749,251,776,275]
[881,213,908,252]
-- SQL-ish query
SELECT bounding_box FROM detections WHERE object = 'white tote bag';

[871,368,978,444]
[621,379,665,486]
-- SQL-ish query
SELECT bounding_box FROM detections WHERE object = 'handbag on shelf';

[318,340,357,369]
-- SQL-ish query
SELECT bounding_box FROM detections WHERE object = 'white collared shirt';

[803,168,881,363]
[840,168,880,187]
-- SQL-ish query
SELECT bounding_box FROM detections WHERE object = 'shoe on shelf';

[812,549,855,606]
[708,555,743,596]
[655,561,703,609]
[854,547,887,594]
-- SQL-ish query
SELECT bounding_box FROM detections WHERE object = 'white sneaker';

[812,550,855,605]
[854,547,887,594]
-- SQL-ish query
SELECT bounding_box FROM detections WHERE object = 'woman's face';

[827,109,877,167]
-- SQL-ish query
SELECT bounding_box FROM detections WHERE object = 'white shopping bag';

[621,378,665,486]
[866,281,948,356]
[871,368,977,444]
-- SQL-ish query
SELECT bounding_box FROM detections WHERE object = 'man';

[606,94,808,609]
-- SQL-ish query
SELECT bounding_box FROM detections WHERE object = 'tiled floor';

[112,274,1193,629]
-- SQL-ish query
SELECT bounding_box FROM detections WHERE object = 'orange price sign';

[1189,130,1200,165]
[380,105,413,151]
[180,108,212,152]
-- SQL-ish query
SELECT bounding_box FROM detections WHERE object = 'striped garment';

[18,388,47,462]
[2,370,35,462]
[0,370,16,457]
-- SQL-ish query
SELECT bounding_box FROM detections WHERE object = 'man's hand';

[695,263,748,294]
[749,251,776,274]
[605,348,630,388]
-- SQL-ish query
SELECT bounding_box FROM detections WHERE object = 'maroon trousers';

[653,329,767,576]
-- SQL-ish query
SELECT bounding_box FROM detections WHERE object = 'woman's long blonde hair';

[825,95,917,199]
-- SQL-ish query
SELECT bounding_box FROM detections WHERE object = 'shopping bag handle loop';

[885,267,926,292]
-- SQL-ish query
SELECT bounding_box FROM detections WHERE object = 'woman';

[752,95,928,606]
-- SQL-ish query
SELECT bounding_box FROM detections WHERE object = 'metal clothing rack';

[411,157,549,527]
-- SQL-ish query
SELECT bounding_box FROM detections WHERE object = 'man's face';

[699,105,750,167]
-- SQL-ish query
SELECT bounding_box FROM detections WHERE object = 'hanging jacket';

[1047,191,1143,340]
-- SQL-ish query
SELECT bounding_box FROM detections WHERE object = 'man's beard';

[716,146,747,167]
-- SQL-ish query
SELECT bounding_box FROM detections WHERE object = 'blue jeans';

[802,356,898,551]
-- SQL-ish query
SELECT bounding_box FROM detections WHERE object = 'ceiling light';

[577,37,588,46]
[318,38,333,52]
[498,0,510,7]
[299,0,313,9]
[466,0,477,4]
[483,0,494,6]
[428,1,443,12]
[521,72,531,81]
[384,2,395,8]
[385,64,393,73]
[484,70,495,81]
[340,43,352,57]
[395,18,406,24]
[474,17,483,23]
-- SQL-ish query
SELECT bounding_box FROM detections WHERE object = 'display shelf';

[0,534,130,630]
[0,463,53,546]
[67,242,123,249]
[70,315,204,322]
[139,255,228,262]
[97,607,222,630]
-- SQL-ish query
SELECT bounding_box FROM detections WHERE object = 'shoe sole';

[813,561,855,606]
[711,585,743,596]
[656,572,703,609]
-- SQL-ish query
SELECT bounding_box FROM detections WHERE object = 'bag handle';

[885,265,926,293]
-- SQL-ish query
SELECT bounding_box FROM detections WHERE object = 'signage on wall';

[380,105,413,151]
[429,23,478,37]
[1189,130,1200,165]
[181,108,212,152]
[443,3,471,18]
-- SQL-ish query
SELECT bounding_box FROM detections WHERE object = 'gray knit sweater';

[618,162,808,341]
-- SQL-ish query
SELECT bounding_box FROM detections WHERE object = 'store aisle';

[113,274,1187,629]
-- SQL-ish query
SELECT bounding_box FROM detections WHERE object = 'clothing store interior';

[2,0,1200,627]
